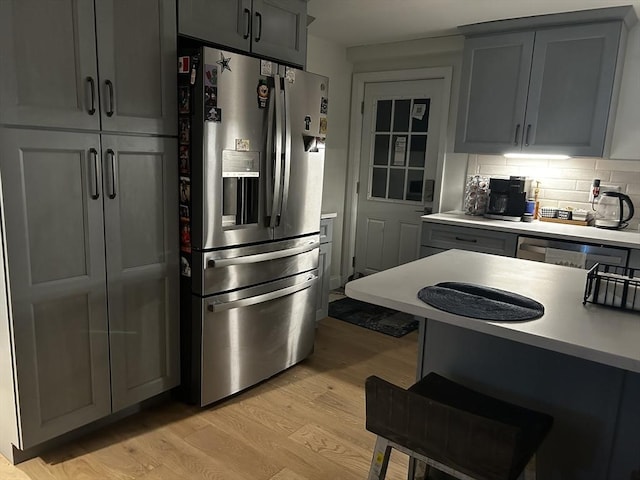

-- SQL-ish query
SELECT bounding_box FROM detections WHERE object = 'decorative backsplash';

[466,155,640,230]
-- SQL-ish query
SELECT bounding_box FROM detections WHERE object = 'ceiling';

[307,0,640,47]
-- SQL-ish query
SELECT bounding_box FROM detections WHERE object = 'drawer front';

[422,223,517,257]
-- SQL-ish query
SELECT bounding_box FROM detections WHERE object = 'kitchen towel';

[418,282,544,321]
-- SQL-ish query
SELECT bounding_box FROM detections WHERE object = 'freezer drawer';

[197,270,317,406]
[193,235,319,295]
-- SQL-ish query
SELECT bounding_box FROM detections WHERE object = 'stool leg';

[367,436,392,480]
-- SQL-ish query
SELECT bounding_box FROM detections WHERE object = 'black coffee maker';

[484,177,527,221]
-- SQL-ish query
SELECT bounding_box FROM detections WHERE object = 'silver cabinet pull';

[454,236,477,243]
[89,148,100,199]
[86,77,96,115]
[106,149,117,199]
[207,275,316,313]
[105,79,114,117]
[243,8,251,39]
[525,124,532,147]
[207,241,319,268]
[513,124,521,145]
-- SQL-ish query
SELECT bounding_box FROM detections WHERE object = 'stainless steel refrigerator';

[178,46,328,406]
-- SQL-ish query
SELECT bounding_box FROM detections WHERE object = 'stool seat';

[365,373,553,480]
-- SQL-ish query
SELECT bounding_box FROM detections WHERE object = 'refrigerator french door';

[179,46,328,406]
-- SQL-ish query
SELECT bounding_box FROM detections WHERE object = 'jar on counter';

[463,175,489,215]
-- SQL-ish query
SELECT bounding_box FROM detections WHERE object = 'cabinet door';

[524,22,621,156]
[178,0,251,52]
[454,32,534,154]
[101,135,179,412]
[95,0,177,135]
[0,0,100,130]
[252,0,307,67]
[0,128,111,449]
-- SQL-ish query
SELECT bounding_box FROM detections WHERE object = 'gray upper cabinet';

[455,31,534,154]
[0,128,111,449]
[0,0,177,135]
[0,0,100,131]
[102,135,180,412]
[178,0,307,67]
[95,0,177,135]
[455,7,636,157]
[251,0,307,67]
[179,0,251,52]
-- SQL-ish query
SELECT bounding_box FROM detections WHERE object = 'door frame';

[342,67,452,283]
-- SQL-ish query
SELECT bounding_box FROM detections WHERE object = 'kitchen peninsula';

[346,250,640,480]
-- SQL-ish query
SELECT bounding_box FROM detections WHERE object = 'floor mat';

[328,297,418,337]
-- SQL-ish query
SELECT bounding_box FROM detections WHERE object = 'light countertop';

[422,211,640,249]
[320,212,337,219]
[345,249,640,373]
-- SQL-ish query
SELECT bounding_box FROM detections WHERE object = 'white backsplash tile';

[468,156,640,230]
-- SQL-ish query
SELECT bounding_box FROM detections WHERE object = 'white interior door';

[354,79,443,276]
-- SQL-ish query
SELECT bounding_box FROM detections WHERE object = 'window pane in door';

[388,168,405,200]
[375,100,392,131]
[406,169,424,202]
[371,168,387,198]
[373,135,390,166]
[411,99,431,132]
[409,135,427,167]
[393,99,410,132]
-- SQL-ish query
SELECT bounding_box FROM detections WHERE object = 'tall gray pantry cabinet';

[0,0,179,463]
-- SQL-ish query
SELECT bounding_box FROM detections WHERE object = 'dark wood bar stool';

[365,373,553,480]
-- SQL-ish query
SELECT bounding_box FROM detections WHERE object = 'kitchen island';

[346,250,640,480]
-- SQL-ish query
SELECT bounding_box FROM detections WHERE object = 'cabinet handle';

[107,149,117,199]
[86,77,96,115]
[454,236,477,243]
[105,79,114,117]
[524,124,531,147]
[243,8,251,39]
[89,148,100,199]
[513,124,521,145]
[254,11,262,42]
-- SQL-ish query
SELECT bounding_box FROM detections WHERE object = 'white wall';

[306,35,353,289]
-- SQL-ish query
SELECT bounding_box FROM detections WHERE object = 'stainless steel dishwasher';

[516,236,629,269]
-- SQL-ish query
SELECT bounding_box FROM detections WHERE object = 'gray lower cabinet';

[0,127,179,454]
[178,0,307,67]
[0,0,176,135]
[456,21,626,156]
[315,217,334,322]
[420,223,518,257]
[629,249,640,270]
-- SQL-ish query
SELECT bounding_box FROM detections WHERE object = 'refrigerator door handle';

[265,77,275,223]
[207,274,317,313]
[207,241,319,268]
[279,77,292,227]
[269,75,284,228]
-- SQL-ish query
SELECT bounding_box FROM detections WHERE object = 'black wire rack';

[583,263,639,313]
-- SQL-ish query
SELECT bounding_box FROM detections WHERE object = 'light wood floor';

[1,317,419,480]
